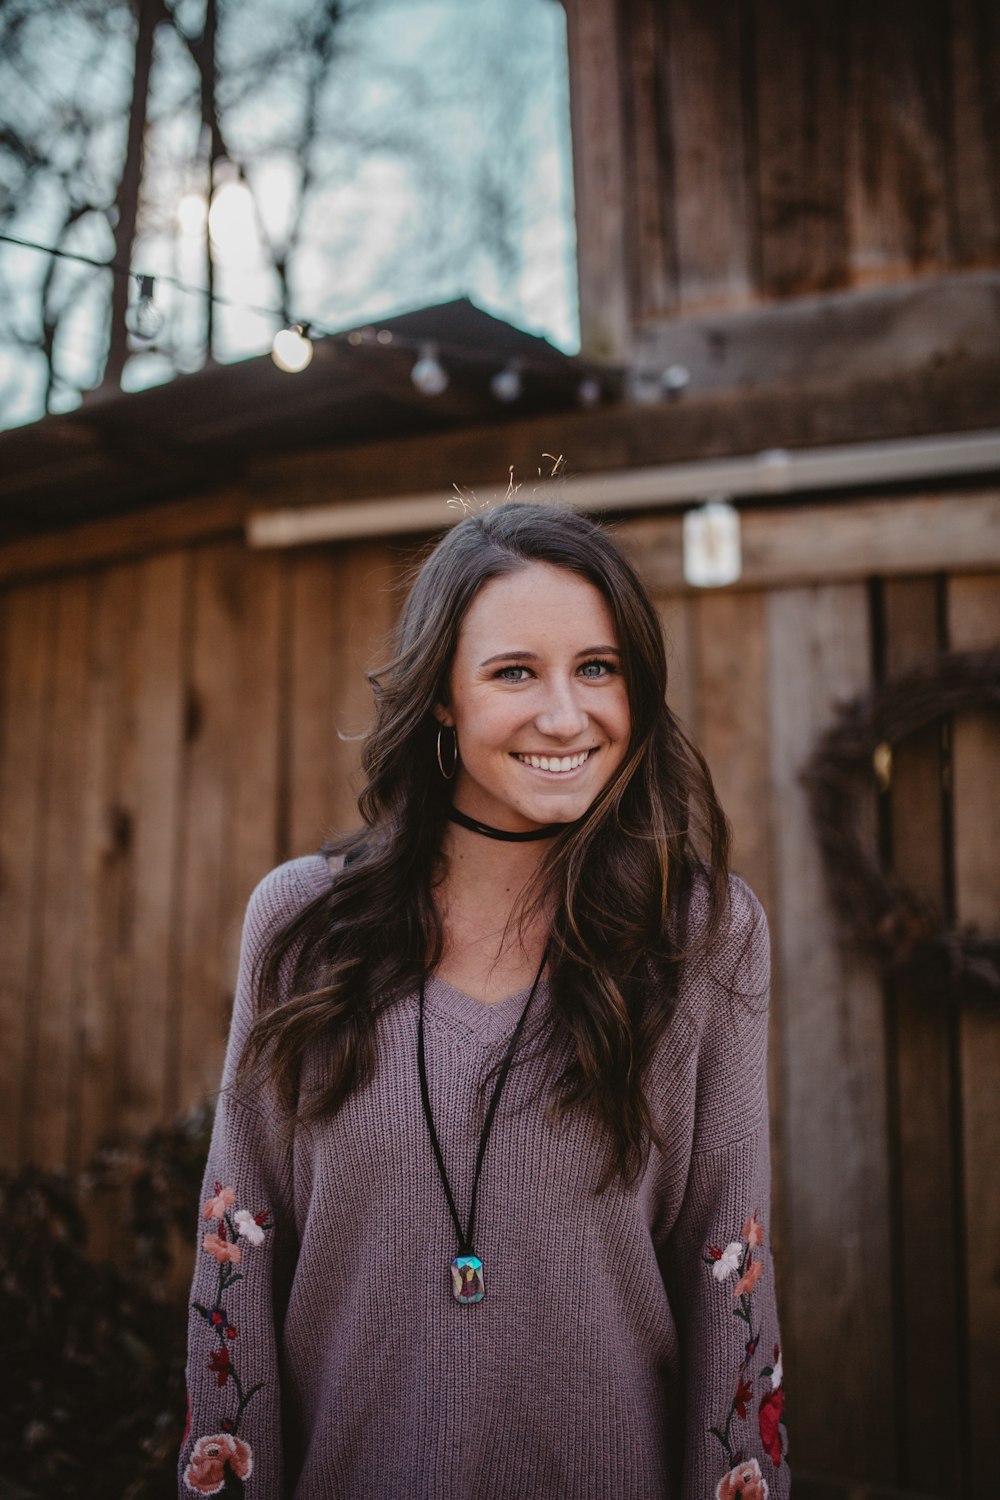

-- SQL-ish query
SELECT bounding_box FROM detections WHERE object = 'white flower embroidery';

[234,1208,265,1245]
[711,1241,743,1281]
[771,1350,783,1390]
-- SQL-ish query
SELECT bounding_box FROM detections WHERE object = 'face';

[434,562,631,832]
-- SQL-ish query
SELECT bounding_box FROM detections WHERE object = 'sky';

[0,0,579,429]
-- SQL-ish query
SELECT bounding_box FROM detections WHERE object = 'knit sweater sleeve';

[660,877,790,1500]
[178,860,316,1500]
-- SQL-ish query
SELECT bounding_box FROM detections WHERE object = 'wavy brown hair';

[240,502,731,1189]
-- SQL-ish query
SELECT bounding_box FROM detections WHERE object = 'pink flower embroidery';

[202,1232,242,1266]
[202,1185,236,1221]
[742,1213,763,1248]
[733,1257,765,1298]
[183,1432,253,1495]
[715,1457,769,1500]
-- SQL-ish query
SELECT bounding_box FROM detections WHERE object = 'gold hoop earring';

[436,725,458,780]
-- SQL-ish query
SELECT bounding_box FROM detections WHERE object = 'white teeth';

[516,750,592,772]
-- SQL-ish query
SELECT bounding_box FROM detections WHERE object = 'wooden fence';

[0,495,997,1496]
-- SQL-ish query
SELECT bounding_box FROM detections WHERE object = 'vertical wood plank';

[326,542,399,835]
[0,584,55,1172]
[653,592,699,744]
[947,573,1000,1494]
[117,551,188,1139]
[173,544,246,1116]
[29,578,92,1170]
[693,587,788,1298]
[949,0,1000,266]
[221,548,286,1023]
[287,542,402,854]
[76,563,138,1259]
[767,584,895,1481]
[173,545,287,1119]
[288,549,341,856]
[754,0,848,296]
[846,0,951,280]
[561,0,633,359]
[618,0,676,320]
[883,578,963,1495]
[693,589,773,912]
[663,0,754,309]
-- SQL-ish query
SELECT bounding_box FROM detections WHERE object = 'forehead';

[456,562,617,648]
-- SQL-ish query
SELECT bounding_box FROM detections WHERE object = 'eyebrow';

[478,646,622,667]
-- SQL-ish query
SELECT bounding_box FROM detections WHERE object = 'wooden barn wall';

[0,526,997,1495]
[566,0,1000,349]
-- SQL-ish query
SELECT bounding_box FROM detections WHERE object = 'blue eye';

[579,658,618,679]
[494,665,532,683]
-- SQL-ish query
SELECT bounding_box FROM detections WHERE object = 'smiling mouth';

[513,748,596,773]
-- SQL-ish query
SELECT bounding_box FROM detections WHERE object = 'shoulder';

[684,870,770,1003]
[241,853,338,950]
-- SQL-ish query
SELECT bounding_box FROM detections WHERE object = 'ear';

[432,703,454,727]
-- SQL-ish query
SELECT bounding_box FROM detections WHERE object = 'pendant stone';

[450,1254,485,1304]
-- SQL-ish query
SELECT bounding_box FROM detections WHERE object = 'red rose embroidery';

[758,1384,785,1465]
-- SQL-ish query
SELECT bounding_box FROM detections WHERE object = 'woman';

[180,503,788,1500]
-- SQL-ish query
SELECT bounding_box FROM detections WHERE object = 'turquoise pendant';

[451,1254,484,1304]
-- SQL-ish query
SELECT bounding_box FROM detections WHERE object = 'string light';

[661,364,690,397]
[271,323,313,373]
[410,343,449,397]
[0,231,610,398]
[207,164,257,261]
[124,274,163,340]
[489,359,523,403]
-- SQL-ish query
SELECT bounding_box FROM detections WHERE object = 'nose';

[533,676,590,740]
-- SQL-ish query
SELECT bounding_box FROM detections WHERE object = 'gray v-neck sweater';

[180,855,789,1500]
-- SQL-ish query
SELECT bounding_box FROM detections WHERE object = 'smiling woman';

[179,502,790,1500]
[433,562,631,833]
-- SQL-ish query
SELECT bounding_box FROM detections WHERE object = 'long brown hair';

[240,502,731,1189]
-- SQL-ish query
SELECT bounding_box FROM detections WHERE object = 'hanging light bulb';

[489,360,523,403]
[410,343,448,397]
[271,324,314,373]
[125,274,164,340]
[208,163,257,262]
[177,191,208,237]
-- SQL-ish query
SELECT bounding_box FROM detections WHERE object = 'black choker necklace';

[448,806,567,842]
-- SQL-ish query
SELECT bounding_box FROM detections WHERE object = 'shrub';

[0,1108,213,1500]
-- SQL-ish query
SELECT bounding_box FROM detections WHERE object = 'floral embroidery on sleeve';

[183,1183,272,1496]
[704,1213,787,1498]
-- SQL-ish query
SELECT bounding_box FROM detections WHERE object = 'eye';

[493,664,533,683]
[578,657,619,679]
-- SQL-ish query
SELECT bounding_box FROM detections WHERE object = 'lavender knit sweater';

[180,855,789,1500]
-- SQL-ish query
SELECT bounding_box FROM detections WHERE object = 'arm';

[178,861,314,1499]
[662,879,790,1500]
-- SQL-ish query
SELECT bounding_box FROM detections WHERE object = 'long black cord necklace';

[417,944,549,1304]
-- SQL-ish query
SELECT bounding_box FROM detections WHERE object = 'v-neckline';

[422,970,550,1047]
